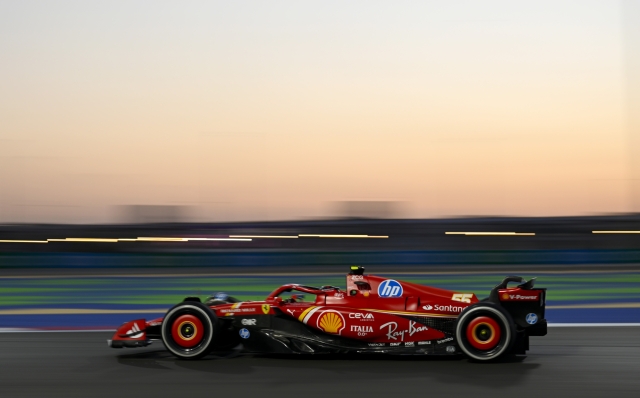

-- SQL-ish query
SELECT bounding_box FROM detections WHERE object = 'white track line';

[547,303,640,309]
[548,323,640,327]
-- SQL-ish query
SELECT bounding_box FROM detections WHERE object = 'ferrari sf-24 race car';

[108,266,547,361]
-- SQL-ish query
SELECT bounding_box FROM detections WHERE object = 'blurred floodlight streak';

[50,238,119,243]
[445,232,536,236]
[592,231,640,234]
[132,237,252,242]
[0,240,48,244]
[135,237,188,242]
[298,234,389,238]
[229,235,299,239]
[185,238,252,242]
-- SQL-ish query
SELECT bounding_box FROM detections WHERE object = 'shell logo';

[317,310,345,335]
[501,293,509,300]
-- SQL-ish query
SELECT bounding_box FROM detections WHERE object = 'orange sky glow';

[0,1,637,223]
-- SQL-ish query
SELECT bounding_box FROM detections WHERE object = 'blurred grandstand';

[1,214,640,270]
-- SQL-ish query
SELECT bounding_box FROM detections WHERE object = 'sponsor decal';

[404,342,415,347]
[451,293,473,303]
[351,275,364,281]
[148,321,161,326]
[220,308,258,314]
[262,304,270,314]
[501,293,509,300]
[351,325,374,336]
[298,306,320,323]
[348,312,375,320]
[368,343,385,347]
[390,342,401,347]
[508,294,538,301]
[378,280,403,298]
[363,291,370,297]
[241,319,257,326]
[316,310,346,335]
[417,341,431,345]
[126,322,143,338]
[526,313,538,325]
[422,304,465,313]
[380,321,428,341]
[333,292,344,299]
[286,309,295,316]
[446,346,456,353]
[239,328,250,339]
[437,337,453,344]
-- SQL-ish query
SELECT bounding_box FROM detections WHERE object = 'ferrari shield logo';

[262,304,270,314]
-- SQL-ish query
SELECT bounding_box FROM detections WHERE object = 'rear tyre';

[161,302,219,359]
[455,303,516,361]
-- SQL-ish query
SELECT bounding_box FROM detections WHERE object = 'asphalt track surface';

[0,327,638,398]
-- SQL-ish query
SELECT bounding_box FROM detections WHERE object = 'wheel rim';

[455,306,513,361]
[161,304,215,358]
[466,316,501,350]
[171,314,204,348]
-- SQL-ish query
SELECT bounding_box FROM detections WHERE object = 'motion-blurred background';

[1,0,640,329]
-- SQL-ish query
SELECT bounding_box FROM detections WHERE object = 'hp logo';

[525,313,538,325]
[239,328,250,339]
[378,279,403,298]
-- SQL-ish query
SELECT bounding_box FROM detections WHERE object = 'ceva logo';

[378,279,403,298]
[349,312,374,320]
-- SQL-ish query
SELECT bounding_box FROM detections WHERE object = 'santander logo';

[422,304,465,313]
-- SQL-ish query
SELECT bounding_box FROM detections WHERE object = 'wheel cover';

[171,314,204,348]
[465,316,501,350]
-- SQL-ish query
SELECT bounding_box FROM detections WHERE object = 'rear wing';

[486,275,547,336]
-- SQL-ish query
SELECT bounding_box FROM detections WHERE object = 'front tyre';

[455,303,516,361]
[161,302,219,359]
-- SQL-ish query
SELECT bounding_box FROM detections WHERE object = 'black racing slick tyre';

[161,301,220,360]
[455,302,516,361]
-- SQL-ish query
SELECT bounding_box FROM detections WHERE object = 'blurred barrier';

[2,249,640,269]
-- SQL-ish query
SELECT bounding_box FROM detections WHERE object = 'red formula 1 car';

[108,266,547,361]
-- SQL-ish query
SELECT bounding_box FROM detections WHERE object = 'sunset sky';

[0,1,637,223]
